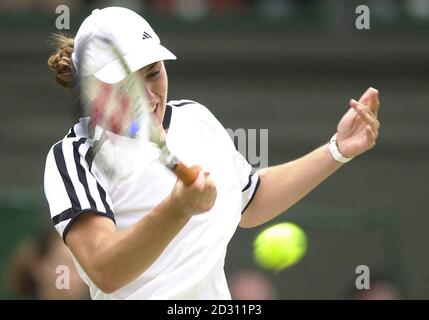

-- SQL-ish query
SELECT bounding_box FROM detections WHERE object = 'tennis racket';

[74,35,199,186]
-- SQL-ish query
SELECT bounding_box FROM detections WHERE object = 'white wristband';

[329,133,354,163]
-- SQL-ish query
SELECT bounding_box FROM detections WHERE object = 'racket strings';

[85,80,140,139]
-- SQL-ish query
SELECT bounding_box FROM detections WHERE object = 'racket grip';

[174,162,200,186]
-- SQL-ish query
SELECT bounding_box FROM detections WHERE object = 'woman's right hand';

[169,166,217,217]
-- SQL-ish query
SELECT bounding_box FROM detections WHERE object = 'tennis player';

[44,7,380,299]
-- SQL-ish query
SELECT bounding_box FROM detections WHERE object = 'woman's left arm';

[240,87,380,228]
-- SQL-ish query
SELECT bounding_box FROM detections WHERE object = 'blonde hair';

[47,34,75,91]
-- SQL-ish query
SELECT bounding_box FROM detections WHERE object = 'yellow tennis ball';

[253,222,307,271]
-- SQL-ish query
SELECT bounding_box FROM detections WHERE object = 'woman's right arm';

[65,170,216,294]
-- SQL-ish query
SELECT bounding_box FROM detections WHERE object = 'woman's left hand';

[336,87,381,158]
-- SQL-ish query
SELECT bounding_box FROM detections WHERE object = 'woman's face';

[138,61,168,125]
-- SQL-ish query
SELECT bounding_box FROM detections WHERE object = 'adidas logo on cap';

[142,31,152,39]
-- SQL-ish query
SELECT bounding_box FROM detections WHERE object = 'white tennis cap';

[72,7,176,84]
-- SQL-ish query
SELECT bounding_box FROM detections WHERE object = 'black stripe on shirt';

[52,207,75,225]
[242,175,253,192]
[73,138,97,210]
[241,177,261,214]
[52,208,115,226]
[80,132,113,215]
[53,142,82,213]
[170,100,195,107]
[163,105,172,130]
[62,209,115,242]
[96,181,114,216]
[52,208,116,242]
[67,126,76,138]
[86,131,108,171]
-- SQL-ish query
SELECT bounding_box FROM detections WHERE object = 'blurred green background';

[0,0,428,299]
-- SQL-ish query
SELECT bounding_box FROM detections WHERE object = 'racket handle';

[174,162,200,186]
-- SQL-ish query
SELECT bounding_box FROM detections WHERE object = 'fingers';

[202,173,217,209]
[350,99,380,132]
[367,87,380,116]
[191,169,212,192]
[371,87,380,114]
[192,169,206,192]
[172,176,215,216]
[358,87,380,116]
[190,170,217,211]
[365,125,377,148]
[201,171,216,194]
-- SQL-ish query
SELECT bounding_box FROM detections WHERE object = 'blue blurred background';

[0,0,428,299]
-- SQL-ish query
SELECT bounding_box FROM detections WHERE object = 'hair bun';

[47,34,75,90]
